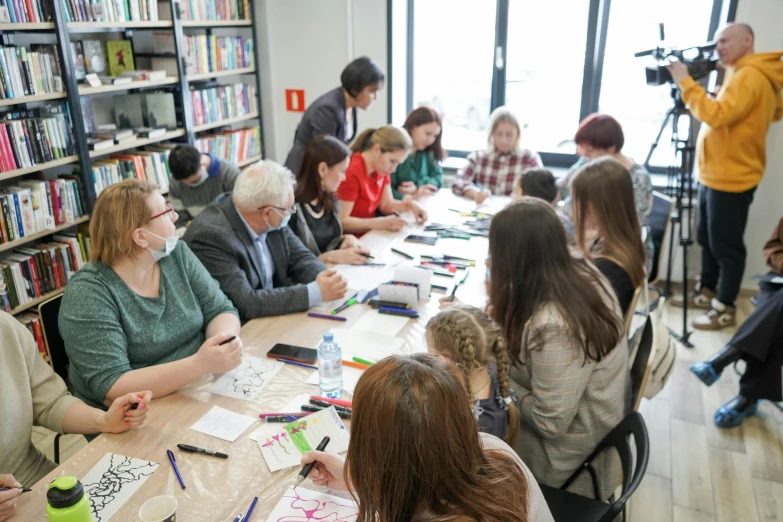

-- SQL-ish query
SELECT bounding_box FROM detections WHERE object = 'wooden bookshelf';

[10,288,67,316]
[0,156,79,182]
[237,155,262,168]
[78,78,179,95]
[0,22,55,30]
[0,92,68,107]
[180,19,251,27]
[187,67,256,82]
[0,215,89,255]
[193,113,259,133]
[88,129,186,158]
[67,21,173,30]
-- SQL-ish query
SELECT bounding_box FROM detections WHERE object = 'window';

[392,0,730,168]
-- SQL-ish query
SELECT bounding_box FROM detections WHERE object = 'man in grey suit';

[184,160,348,321]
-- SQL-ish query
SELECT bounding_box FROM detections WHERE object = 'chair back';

[647,192,674,284]
[631,316,655,411]
[624,285,643,336]
[38,294,69,387]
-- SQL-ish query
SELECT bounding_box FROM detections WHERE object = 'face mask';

[144,229,178,261]
[185,170,209,187]
[265,208,291,232]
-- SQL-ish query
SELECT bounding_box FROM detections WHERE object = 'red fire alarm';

[285,89,306,112]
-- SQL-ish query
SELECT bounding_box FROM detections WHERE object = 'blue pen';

[167,450,186,489]
[279,358,318,370]
[232,514,243,522]
[245,496,259,521]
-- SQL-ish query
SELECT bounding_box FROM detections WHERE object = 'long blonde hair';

[350,125,413,154]
[427,305,519,447]
[487,106,522,152]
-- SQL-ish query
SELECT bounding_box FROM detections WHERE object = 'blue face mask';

[185,170,209,187]
[266,207,291,232]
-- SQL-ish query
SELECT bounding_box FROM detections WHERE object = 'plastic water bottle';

[318,332,343,398]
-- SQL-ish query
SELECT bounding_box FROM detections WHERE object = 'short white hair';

[233,160,295,210]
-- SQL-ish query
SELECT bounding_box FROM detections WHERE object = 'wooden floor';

[33,298,783,522]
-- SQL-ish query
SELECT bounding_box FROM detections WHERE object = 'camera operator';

[668,23,783,330]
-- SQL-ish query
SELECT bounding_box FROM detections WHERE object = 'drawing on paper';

[209,356,283,401]
[81,453,159,522]
[265,487,357,522]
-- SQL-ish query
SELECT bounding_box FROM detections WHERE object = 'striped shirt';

[168,158,240,220]
[452,147,542,196]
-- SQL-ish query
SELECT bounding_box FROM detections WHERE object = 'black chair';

[647,192,674,285]
[539,411,650,522]
[630,316,655,411]
[38,294,68,464]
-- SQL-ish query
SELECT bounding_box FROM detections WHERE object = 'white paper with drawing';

[80,453,159,522]
[190,405,256,442]
[265,487,357,522]
[248,394,310,443]
[208,355,282,401]
[258,406,350,472]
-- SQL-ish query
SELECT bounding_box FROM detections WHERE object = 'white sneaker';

[692,298,737,330]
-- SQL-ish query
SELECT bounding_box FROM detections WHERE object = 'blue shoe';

[714,400,759,428]
[690,361,721,386]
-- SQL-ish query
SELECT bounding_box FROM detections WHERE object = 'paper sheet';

[249,394,311,443]
[306,365,364,395]
[258,407,350,472]
[333,264,396,291]
[265,487,357,522]
[328,328,405,361]
[351,309,411,337]
[81,453,159,522]
[208,356,283,401]
[190,406,256,442]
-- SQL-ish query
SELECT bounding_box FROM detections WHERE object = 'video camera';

[635,23,718,86]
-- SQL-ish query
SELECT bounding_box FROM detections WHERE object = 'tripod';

[645,86,697,348]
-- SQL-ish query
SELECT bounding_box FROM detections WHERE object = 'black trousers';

[698,184,756,306]
[732,286,783,402]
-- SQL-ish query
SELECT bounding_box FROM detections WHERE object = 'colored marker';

[176,444,228,459]
[219,335,237,346]
[362,262,387,267]
[309,399,353,413]
[391,247,414,259]
[379,306,419,318]
[301,405,351,419]
[431,284,449,291]
[449,267,471,302]
[332,292,359,315]
[244,497,259,521]
[167,449,186,489]
[353,356,375,366]
[308,312,348,322]
[311,395,352,408]
[342,360,370,370]
[259,412,311,419]
[279,358,318,370]
[294,436,330,488]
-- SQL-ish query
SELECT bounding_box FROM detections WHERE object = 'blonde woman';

[59,180,242,410]
[337,125,428,235]
[452,106,542,204]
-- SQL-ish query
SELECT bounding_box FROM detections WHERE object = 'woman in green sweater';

[59,180,243,410]
[390,106,446,200]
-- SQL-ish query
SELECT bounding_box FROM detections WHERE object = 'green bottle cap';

[47,476,85,510]
[49,477,78,491]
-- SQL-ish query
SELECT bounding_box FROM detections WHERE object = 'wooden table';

[13,191,506,521]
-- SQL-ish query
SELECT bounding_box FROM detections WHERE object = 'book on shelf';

[90,147,170,196]
[92,127,135,142]
[82,39,107,75]
[0,44,64,100]
[105,40,135,77]
[195,126,260,164]
[113,93,144,128]
[61,0,159,22]
[16,312,50,361]
[190,82,256,126]
[179,0,248,21]
[0,103,77,173]
[183,35,253,75]
[113,91,176,130]
[0,0,54,23]
[86,136,113,151]
[135,126,164,138]
[69,41,86,81]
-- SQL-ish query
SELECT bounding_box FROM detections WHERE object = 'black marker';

[219,335,237,346]
[392,210,402,217]
[391,247,414,259]
[0,487,31,493]
[294,436,330,488]
[177,444,228,459]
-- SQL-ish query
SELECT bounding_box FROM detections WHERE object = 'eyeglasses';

[260,205,297,215]
[149,202,178,223]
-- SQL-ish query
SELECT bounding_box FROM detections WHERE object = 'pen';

[309,399,353,413]
[167,449,186,489]
[332,292,359,315]
[423,254,476,264]
[379,305,419,317]
[279,358,318,370]
[362,262,387,267]
[308,312,348,322]
[359,252,374,259]
[232,515,243,522]
[294,436,330,488]
[219,335,237,346]
[244,496,258,521]
[392,210,402,217]
[311,395,353,408]
[0,487,32,493]
[259,411,311,419]
[391,247,414,259]
[176,444,228,459]
[265,415,303,422]
[448,268,470,302]
[301,405,351,419]
[353,356,375,366]
[342,360,370,370]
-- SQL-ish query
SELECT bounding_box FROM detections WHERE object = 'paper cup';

[139,495,177,522]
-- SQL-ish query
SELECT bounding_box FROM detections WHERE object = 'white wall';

[254,0,388,163]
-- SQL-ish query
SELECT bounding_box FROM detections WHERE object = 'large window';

[394,0,731,168]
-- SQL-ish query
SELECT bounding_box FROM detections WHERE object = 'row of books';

[0,0,53,23]
[90,146,172,196]
[0,45,64,100]
[16,312,51,362]
[0,232,88,311]
[0,104,77,173]
[183,35,253,75]
[195,127,260,165]
[191,82,256,126]
[178,0,248,21]
[71,39,135,81]
[61,0,159,23]
[0,177,86,244]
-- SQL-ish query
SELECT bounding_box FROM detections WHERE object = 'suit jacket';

[183,193,327,321]
[284,87,357,175]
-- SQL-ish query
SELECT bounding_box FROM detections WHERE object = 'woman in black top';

[284,57,385,175]
[570,157,646,316]
[290,135,370,265]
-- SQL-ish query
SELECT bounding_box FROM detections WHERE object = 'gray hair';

[233,160,295,210]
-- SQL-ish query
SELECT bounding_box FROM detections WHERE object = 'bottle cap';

[47,476,85,509]
[323,332,334,342]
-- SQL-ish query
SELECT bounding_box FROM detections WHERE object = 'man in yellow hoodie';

[669,23,783,330]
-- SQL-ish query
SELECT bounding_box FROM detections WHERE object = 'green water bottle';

[46,476,94,522]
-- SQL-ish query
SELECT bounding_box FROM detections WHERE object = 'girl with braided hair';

[426,305,519,446]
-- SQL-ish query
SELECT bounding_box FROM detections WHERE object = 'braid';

[490,332,519,446]
[458,328,477,399]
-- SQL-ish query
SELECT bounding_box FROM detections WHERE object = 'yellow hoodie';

[680,52,783,193]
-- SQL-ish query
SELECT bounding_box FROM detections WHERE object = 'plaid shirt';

[452,147,542,196]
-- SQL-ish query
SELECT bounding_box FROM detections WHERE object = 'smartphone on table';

[267,343,318,364]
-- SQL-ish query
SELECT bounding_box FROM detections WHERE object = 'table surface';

[13,191,506,522]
